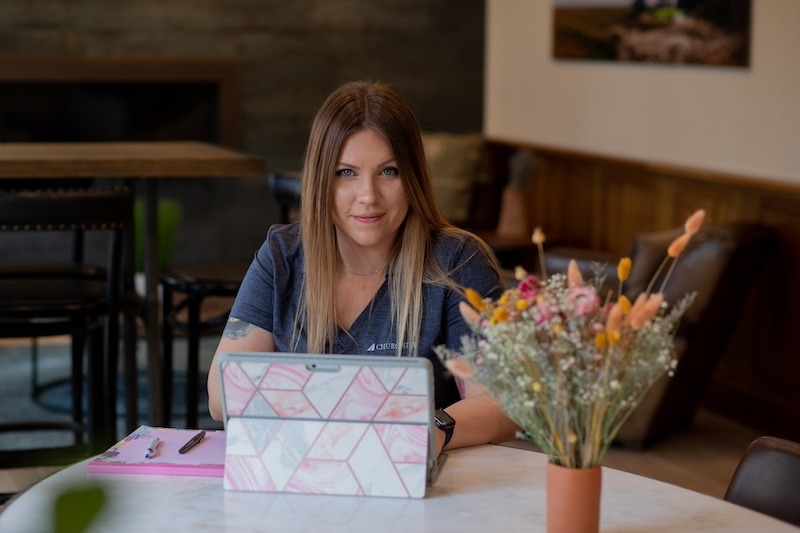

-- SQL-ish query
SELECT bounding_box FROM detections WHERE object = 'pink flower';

[444,357,474,379]
[566,286,601,316]
[567,260,584,287]
[684,209,706,236]
[459,301,480,326]
[668,233,691,258]
[535,303,554,323]
[605,302,624,333]
[518,275,541,298]
[628,293,664,330]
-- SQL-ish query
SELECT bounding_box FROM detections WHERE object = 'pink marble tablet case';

[219,353,433,498]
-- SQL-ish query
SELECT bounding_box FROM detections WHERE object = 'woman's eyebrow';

[336,157,397,169]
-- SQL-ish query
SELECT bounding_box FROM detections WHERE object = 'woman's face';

[331,128,410,255]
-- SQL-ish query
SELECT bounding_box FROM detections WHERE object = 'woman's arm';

[431,234,519,453]
[435,380,519,455]
[206,318,276,421]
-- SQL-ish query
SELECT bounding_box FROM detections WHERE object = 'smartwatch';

[434,409,456,448]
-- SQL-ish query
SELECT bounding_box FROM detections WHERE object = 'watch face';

[435,409,455,429]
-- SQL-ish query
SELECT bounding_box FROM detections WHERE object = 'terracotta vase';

[546,462,602,533]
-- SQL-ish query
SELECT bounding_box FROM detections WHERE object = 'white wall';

[485,0,800,184]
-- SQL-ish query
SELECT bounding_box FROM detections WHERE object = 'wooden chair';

[0,187,133,467]
[725,436,800,527]
[160,172,300,428]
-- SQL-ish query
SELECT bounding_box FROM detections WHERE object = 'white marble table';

[0,445,796,532]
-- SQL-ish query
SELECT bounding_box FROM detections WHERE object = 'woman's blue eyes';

[335,167,399,177]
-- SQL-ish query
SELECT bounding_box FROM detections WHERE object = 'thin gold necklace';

[340,260,388,277]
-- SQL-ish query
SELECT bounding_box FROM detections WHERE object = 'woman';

[207,81,518,454]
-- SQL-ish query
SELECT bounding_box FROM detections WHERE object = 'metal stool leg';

[162,284,175,426]
[186,293,202,429]
[71,330,85,447]
[88,319,106,453]
[123,302,138,433]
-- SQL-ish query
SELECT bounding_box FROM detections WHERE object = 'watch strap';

[435,408,455,447]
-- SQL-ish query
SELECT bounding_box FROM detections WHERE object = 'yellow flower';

[618,295,632,314]
[490,307,509,325]
[617,257,632,282]
[498,293,509,305]
[607,330,621,346]
[532,381,542,393]
[465,288,485,311]
[595,332,607,350]
[567,432,578,444]
[516,299,529,312]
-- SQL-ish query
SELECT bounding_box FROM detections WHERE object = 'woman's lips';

[354,213,383,223]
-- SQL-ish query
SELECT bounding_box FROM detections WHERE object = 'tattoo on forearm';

[222,318,254,340]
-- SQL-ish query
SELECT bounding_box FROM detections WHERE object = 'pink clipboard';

[87,425,225,477]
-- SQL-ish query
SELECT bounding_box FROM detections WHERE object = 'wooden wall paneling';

[531,157,598,248]
[653,173,736,228]
[598,165,658,254]
[526,154,552,235]
[588,164,605,250]
[650,175,681,230]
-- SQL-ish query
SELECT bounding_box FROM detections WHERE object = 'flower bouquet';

[435,210,706,470]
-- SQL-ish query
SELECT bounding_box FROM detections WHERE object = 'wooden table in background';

[0,141,266,432]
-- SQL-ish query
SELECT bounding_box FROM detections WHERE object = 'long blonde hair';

[297,81,500,355]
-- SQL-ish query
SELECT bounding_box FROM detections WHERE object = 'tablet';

[218,352,443,498]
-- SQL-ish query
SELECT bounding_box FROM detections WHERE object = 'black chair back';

[0,187,134,464]
[725,436,800,527]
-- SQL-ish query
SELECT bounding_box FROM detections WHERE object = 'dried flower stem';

[645,256,670,296]
[658,259,679,294]
[532,227,547,279]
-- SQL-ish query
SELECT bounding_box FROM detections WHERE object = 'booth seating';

[545,222,776,448]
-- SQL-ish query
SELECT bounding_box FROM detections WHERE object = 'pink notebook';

[218,352,439,498]
[87,425,225,477]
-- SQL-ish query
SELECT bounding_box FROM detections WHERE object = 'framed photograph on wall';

[553,0,751,67]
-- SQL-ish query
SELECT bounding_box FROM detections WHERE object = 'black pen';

[178,430,206,454]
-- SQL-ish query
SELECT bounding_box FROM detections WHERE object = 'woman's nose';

[357,177,379,203]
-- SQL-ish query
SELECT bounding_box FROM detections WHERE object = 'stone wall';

[0,1,485,265]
